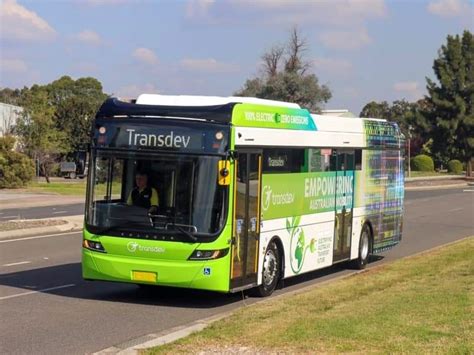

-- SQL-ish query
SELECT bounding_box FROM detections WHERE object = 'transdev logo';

[262,185,272,211]
[261,184,295,212]
[127,242,139,252]
[127,241,165,253]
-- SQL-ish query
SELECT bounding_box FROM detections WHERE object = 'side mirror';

[218,160,231,186]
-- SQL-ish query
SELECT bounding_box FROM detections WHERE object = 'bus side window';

[330,153,338,171]
[355,150,362,170]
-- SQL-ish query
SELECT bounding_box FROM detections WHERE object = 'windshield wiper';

[165,222,198,243]
[93,220,145,235]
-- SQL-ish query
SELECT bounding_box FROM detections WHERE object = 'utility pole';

[407,125,412,178]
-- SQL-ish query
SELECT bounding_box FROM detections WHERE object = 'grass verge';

[25,180,121,197]
[26,181,87,196]
[146,237,474,354]
[0,219,67,232]
[407,171,459,177]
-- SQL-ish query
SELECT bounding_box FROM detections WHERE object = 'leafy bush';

[410,154,434,172]
[447,160,463,174]
[0,136,35,188]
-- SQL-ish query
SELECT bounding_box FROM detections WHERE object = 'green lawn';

[26,180,87,195]
[25,180,121,197]
[407,171,460,177]
[146,237,474,354]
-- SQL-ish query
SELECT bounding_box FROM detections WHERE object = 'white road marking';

[1,216,18,219]
[2,261,31,267]
[0,231,80,244]
[52,211,68,214]
[448,208,463,212]
[463,189,474,192]
[0,284,76,301]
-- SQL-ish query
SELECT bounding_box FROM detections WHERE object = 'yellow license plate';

[132,271,157,282]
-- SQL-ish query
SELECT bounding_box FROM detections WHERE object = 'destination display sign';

[93,119,229,153]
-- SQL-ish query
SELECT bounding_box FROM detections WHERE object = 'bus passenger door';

[230,152,261,290]
[333,150,355,262]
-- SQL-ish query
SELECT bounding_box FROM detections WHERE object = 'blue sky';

[1,0,472,114]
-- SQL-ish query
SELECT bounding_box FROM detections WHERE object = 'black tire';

[352,224,371,270]
[253,241,281,297]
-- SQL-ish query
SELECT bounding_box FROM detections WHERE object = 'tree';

[15,85,68,183]
[0,135,35,188]
[0,87,24,106]
[425,30,474,176]
[360,101,391,119]
[46,76,108,156]
[235,28,331,112]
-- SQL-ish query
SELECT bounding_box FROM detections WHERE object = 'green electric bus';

[82,94,405,296]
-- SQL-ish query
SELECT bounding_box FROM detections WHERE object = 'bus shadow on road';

[0,262,243,308]
[0,255,385,308]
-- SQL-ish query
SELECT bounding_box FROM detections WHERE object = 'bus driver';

[127,171,159,213]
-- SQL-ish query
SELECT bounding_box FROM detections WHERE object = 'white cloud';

[83,0,133,5]
[256,0,386,25]
[393,81,424,101]
[2,58,28,73]
[115,83,160,98]
[185,0,387,26]
[186,0,216,18]
[132,48,159,65]
[180,58,239,73]
[319,28,371,50]
[0,0,56,41]
[427,0,473,17]
[74,30,102,46]
[312,57,353,75]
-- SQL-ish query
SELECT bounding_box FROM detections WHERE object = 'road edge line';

[0,230,82,243]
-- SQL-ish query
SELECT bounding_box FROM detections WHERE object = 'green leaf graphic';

[295,244,303,269]
[294,215,301,229]
[298,229,305,249]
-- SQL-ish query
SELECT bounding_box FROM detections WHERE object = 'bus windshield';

[86,150,228,240]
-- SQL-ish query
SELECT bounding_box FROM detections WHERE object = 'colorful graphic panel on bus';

[232,104,317,131]
[355,120,405,252]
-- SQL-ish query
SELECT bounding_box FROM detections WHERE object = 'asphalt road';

[0,203,84,221]
[0,188,472,354]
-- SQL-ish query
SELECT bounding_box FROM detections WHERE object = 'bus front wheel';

[352,224,371,270]
[253,241,281,297]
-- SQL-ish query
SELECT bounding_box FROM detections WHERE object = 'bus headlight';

[188,248,229,260]
[83,239,107,253]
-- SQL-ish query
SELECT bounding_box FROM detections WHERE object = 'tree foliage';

[235,28,331,112]
[425,30,474,175]
[1,76,108,183]
[46,76,108,155]
[15,85,68,183]
[0,135,35,188]
[0,87,24,106]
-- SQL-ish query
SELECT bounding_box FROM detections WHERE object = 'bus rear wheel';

[253,241,280,297]
[352,224,371,270]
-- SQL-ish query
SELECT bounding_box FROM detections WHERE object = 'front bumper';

[82,249,230,292]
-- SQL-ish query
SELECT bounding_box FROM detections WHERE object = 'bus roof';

[135,94,301,109]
